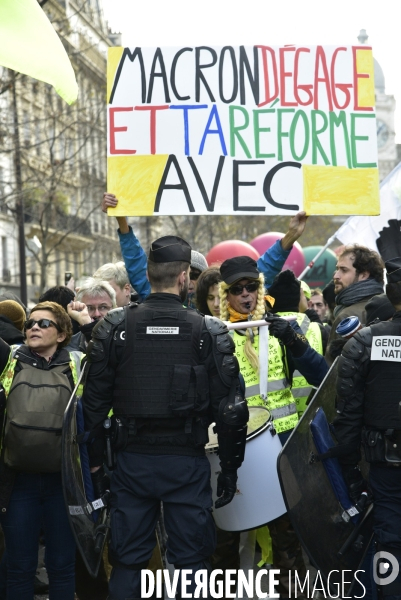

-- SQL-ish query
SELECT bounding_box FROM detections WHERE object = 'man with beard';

[326,244,384,364]
[82,235,248,600]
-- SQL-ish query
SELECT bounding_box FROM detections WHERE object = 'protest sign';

[107,44,379,216]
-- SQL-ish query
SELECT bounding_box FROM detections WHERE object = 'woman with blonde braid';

[219,256,328,600]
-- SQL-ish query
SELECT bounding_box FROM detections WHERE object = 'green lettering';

[277,108,295,161]
[311,110,330,165]
[289,110,309,161]
[329,111,352,168]
[350,113,377,168]
[253,109,275,158]
[229,105,251,158]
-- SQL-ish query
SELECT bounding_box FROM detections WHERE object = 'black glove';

[305,308,321,323]
[91,466,110,500]
[343,465,371,512]
[265,314,309,357]
[329,337,347,360]
[215,467,237,509]
[265,314,297,345]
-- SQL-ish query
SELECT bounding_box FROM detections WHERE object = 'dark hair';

[147,259,189,291]
[385,282,401,309]
[30,301,73,348]
[39,286,75,311]
[339,244,384,284]
[322,281,336,309]
[195,267,222,315]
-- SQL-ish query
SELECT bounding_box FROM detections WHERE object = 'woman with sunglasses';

[0,301,82,600]
[218,256,328,599]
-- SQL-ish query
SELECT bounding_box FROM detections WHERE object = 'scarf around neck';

[333,278,384,317]
[227,304,254,322]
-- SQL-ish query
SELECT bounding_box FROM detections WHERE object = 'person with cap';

[101,193,309,303]
[81,235,248,600]
[326,244,385,364]
[0,300,26,345]
[268,270,329,418]
[218,256,328,599]
[332,257,401,600]
[100,193,209,305]
[365,293,395,325]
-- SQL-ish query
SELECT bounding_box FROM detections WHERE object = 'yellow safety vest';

[0,348,82,397]
[278,312,323,418]
[0,348,83,451]
[232,330,298,434]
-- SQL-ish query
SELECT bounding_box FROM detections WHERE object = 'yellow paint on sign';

[356,48,375,109]
[107,155,169,216]
[303,165,379,215]
[107,47,124,102]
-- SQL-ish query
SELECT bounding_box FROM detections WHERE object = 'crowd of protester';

[0,191,399,600]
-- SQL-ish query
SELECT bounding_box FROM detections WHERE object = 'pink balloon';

[250,232,306,277]
[206,240,260,266]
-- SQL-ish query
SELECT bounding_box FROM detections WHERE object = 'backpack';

[2,353,79,473]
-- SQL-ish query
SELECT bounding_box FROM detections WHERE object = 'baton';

[337,502,373,558]
[103,417,113,470]
[94,497,111,553]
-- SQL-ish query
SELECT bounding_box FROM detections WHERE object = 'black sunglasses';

[228,281,260,295]
[24,318,62,332]
[190,269,201,281]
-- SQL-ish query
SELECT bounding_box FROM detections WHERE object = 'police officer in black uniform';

[333,257,401,600]
[82,235,248,600]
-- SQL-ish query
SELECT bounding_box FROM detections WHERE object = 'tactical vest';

[112,304,208,419]
[0,348,81,473]
[278,312,323,418]
[232,330,298,434]
[364,320,401,430]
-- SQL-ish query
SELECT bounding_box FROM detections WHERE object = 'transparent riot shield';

[278,359,374,596]
[62,364,110,578]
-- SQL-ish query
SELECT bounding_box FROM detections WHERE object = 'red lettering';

[256,46,278,107]
[109,107,136,155]
[331,47,352,109]
[313,46,333,111]
[279,47,297,107]
[134,105,169,154]
[352,46,374,111]
[294,47,313,106]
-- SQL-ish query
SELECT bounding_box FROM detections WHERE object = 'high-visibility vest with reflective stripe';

[278,312,323,418]
[232,330,298,434]
[1,347,82,397]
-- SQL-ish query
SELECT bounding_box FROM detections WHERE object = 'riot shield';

[62,363,110,578]
[278,358,374,595]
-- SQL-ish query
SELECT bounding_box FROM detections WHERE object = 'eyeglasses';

[86,305,112,315]
[190,270,201,281]
[228,282,260,295]
[24,318,61,332]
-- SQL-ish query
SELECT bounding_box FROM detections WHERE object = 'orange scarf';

[227,304,254,322]
[227,295,275,322]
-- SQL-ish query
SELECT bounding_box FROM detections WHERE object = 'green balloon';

[302,246,337,290]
